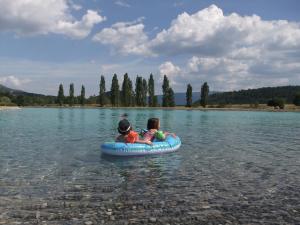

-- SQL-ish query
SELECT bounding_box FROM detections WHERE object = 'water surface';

[0,108,299,224]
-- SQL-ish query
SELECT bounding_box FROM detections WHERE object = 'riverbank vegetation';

[1,75,300,109]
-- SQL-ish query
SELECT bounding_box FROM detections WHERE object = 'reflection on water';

[0,108,300,224]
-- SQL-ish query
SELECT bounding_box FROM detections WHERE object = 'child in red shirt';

[116,119,152,145]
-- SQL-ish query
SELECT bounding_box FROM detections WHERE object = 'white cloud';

[93,4,300,90]
[159,61,182,87]
[148,5,300,56]
[93,4,300,57]
[159,61,181,76]
[0,75,31,88]
[93,18,151,55]
[161,54,300,91]
[0,0,106,39]
[115,0,131,8]
[69,0,82,11]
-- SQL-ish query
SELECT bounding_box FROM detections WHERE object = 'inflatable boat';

[101,135,181,156]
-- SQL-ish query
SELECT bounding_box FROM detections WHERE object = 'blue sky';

[0,0,300,96]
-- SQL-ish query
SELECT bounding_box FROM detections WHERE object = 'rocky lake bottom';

[0,108,299,224]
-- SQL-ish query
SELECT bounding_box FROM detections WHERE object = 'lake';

[0,108,299,224]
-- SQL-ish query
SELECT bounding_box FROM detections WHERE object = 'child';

[143,118,176,142]
[116,119,152,145]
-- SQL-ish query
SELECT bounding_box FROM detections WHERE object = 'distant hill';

[0,84,56,106]
[0,84,25,95]
[204,86,300,105]
[0,84,43,97]
[156,91,221,106]
[156,92,200,106]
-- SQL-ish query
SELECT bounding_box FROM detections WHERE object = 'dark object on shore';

[267,98,285,109]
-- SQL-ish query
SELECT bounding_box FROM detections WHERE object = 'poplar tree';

[80,85,85,106]
[168,87,175,107]
[135,76,143,106]
[200,82,209,108]
[148,74,155,107]
[142,78,148,106]
[69,83,74,106]
[57,84,64,106]
[128,78,135,106]
[110,74,120,107]
[162,75,169,107]
[186,84,192,107]
[99,75,106,107]
[121,73,131,106]
[153,96,158,107]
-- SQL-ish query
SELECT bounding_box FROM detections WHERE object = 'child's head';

[118,119,132,135]
[147,118,160,130]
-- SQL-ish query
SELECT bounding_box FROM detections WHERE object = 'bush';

[0,96,16,106]
[0,96,11,104]
[267,98,285,109]
[294,93,300,106]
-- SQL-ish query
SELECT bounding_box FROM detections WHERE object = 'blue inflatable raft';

[101,136,181,156]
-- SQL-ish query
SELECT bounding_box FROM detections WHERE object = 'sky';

[0,0,300,96]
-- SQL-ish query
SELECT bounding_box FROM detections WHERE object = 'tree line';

[56,74,210,107]
[57,83,86,106]
[2,76,300,107]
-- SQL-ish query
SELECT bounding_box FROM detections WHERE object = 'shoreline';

[0,106,21,110]
[16,105,300,112]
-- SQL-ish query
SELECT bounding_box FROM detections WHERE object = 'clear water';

[0,108,299,224]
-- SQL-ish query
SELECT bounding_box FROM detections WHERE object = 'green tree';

[80,85,85,106]
[99,75,106,107]
[69,83,75,106]
[153,95,158,107]
[135,76,143,106]
[57,84,64,106]
[16,95,25,106]
[128,78,135,106]
[142,78,148,106]
[294,93,300,106]
[110,74,120,107]
[0,96,11,105]
[186,84,192,107]
[148,74,155,106]
[162,75,170,107]
[200,82,209,108]
[121,73,131,106]
[168,88,175,107]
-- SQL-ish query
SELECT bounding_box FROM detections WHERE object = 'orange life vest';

[125,131,138,143]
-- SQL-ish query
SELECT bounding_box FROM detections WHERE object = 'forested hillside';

[206,86,300,104]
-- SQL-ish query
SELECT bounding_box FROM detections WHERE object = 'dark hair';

[118,119,131,135]
[147,118,160,130]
